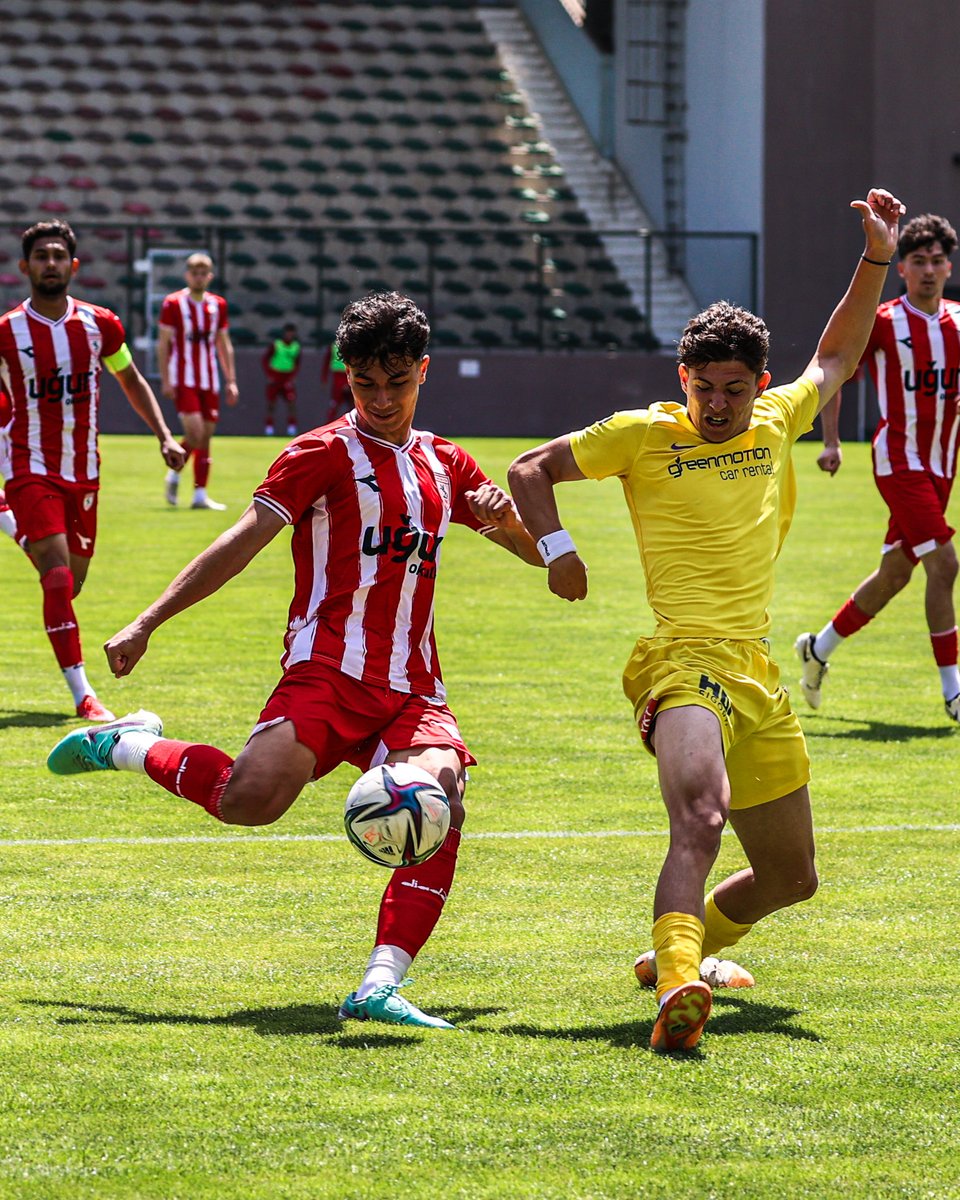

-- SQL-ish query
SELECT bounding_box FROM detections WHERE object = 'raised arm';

[114,361,187,470]
[104,500,285,677]
[805,188,903,411]
[508,435,589,602]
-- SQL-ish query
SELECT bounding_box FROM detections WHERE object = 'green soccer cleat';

[47,710,163,775]
[337,980,456,1030]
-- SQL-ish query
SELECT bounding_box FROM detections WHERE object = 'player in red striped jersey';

[48,293,543,1029]
[0,220,186,721]
[796,213,960,722]
[157,252,238,512]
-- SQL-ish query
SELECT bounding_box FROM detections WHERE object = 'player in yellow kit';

[508,188,904,1053]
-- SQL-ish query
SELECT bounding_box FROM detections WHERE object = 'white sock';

[62,664,93,705]
[193,486,207,503]
[111,731,160,773]
[938,665,960,700]
[354,944,413,1001]
[165,468,179,485]
[813,621,844,661]
[0,507,17,539]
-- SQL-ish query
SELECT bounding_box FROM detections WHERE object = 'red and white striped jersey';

[159,288,229,391]
[253,413,493,699]
[866,296,960,478]
[0,297,126,484]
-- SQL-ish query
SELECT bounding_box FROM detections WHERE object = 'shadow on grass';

[27,998,505,1043]
[0,709,72,730]
[487,994,820,1051]
[803,714,955,741]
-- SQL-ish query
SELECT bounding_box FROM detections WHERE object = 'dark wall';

[100,348,686,441]
[763,0,960,384]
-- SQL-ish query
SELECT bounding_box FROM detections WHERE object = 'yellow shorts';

[622,637,810,810]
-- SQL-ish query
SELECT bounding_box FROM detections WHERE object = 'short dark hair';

[335,292,430,370]
[22,219,77,260]
[898,213,957,259]
[677,300,770,377]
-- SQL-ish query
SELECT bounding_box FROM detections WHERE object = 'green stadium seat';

[229,251,257,268]
[254,301,285,318]
[244,205,273,220]
[281,278,311,294]
[299,160,328,176]
[473,328,504,347]
[363,207,393,223]
[284,134,313,150]
[241,276,271,293]
[285,206,314,222]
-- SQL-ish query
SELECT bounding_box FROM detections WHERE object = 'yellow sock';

[700,890,754,958]
[652,912,704,1003]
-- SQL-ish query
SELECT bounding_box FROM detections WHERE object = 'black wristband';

[861,254,892,266]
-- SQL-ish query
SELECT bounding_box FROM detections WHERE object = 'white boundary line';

[0,823,957,849]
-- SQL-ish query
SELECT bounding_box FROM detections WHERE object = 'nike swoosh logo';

[671,442,696,450]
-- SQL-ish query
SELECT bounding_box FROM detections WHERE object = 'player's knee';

[780,863,819,906]
[672,795,727,855]
[219,774,297,826]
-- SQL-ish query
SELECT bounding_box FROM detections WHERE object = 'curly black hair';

[898,213,957,259]
[21,219,77,260]
[676,300,770,377]
[335,292,430,370]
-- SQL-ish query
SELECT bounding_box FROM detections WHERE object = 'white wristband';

[537,529,577,565]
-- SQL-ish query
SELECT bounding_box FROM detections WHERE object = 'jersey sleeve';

[158,295,178,329]
[761,376,821,443]
[569,410,651,480]
[218,296,230,329]
[95,308,126,361]
[253,439,335,525]
[446,443,495,532]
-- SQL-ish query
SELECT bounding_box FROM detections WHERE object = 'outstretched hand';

[851,188,905,263]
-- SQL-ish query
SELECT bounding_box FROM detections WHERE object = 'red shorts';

[4,474,98,556]
[176,386,220,422]
[875,470,955,563]
[249,659,475,780]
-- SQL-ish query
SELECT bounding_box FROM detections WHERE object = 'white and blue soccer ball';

[344,763,451,869]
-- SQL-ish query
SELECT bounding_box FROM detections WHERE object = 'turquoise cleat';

[338,980,456,1030]
[47,710,163,775]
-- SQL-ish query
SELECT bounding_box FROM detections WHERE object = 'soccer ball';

[344,763,451,869]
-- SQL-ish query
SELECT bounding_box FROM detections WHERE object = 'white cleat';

[634,951,755,990]
[945,693,960,724]
[794,632,828,709]
[164,473,179,507]
[191,496,227,511]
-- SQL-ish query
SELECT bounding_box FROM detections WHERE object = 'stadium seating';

[0,0,658,351]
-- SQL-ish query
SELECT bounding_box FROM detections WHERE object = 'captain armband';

[103,343,133,375]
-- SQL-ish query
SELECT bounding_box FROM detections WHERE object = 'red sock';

[41,565,83,668]
[374,827,461,957]
[194,452,211,488]
[930,626,958,666]
[144,739,233,821]
[832,597,873,639]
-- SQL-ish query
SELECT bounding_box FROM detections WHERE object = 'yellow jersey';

[569,376,820,639]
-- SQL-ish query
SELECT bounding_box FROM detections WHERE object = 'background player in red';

[321,337,351,424]
[796,213,960,722]
[0,220,185,721]
[158,252,238,512]
[262,323,301,436]
[48,292,543,1029]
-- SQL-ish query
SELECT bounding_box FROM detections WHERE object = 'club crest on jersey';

[432,470,452,505]
[362,512,443,576]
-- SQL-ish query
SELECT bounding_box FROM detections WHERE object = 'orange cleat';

[634,951,657,988]
[635,951,755,990]
[650,980,712,1053]
[699,956,755,989]
[75,695,116,723]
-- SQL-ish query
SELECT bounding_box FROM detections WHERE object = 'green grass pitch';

[1,434,958,1199]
